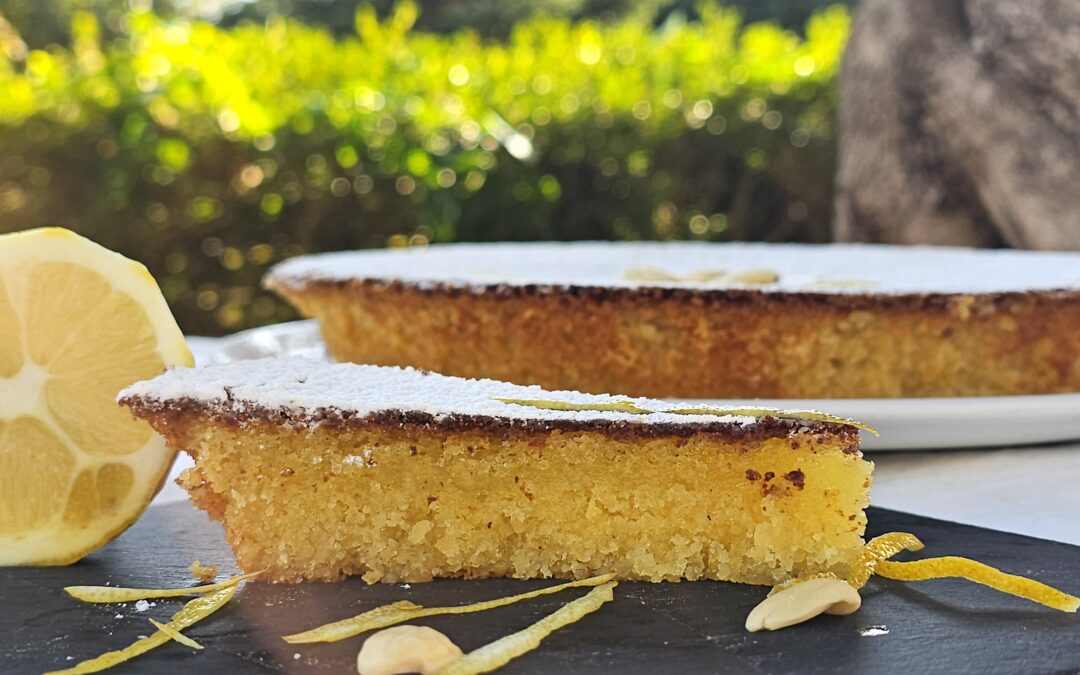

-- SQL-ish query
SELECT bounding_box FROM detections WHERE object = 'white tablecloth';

[154,338,1080,547]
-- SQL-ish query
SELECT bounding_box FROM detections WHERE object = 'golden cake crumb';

[188,560,218,583]
[158,417,870,584]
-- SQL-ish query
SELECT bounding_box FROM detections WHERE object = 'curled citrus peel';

[852,533,1078,612]
[435,581,618,675]
[752,531,1078,631]
[875,557,1080,613]
[44,585,235,674]
[284,573,615,644]
[494,398,877,434]
[64,570,261,603]
[847,532,924,590]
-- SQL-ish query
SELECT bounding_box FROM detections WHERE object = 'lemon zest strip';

[493,397,877,434]
[875,557,1080,613]
[64,571,260,603]
[44,585,235,674]
[147,619,203,650]
[493,398,651,414]
[847,532,924,590]
[662,407,878,434]
[282,573,616,644]
[435,581,617,675]
[763,532,1077,617]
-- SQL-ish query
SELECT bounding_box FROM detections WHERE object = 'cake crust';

[123,395,858,443]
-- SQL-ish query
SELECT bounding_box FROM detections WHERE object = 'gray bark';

[835,0,1080,249]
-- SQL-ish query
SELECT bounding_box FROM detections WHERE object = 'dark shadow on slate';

[4,503,1079,675]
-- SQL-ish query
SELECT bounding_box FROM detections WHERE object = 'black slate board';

[4,502,1080,675]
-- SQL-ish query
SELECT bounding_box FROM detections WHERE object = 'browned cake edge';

[267,275,1080,312]
[267,277,1080,398]
[120,394,861,445]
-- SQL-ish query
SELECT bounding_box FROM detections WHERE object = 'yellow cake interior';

[171,416,871,584]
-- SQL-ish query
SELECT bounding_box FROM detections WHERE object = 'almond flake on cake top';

[118,357,855,432]
[265,241,1080,296]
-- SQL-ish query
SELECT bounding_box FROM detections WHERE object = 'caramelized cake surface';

[121,359,871,584]
[265,242,1080,398]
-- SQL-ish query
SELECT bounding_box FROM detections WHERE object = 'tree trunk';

[834,0,1080,249]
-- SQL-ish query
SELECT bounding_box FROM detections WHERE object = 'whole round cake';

[264,241,1080,398]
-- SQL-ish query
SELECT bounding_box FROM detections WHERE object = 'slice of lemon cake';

[119,358,872,584]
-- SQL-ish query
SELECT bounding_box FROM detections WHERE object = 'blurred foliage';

[217,0,856,39]
[0,2,849,335]
[0,0,854,47]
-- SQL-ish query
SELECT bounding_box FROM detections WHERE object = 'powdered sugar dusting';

[119,357,822,429]
[266,241,1080,296]
[859,625,890,637]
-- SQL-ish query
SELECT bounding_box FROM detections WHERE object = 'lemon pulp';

[0,228,192,565]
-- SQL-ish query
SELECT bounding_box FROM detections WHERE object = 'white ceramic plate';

[209,321,1080,451]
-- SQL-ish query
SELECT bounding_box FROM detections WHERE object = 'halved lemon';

[0,228,192,565]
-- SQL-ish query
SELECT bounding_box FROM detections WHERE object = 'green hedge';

[0,3,849,335]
